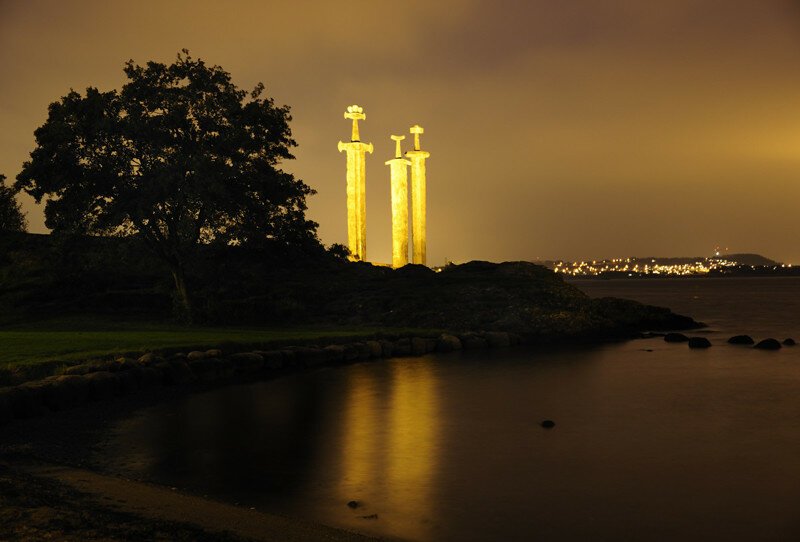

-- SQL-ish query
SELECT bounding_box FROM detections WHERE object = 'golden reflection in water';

[387,361,438,507]
[339,361,439,539]
[341,366,380,495]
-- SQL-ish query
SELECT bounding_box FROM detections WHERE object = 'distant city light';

[550,256,744,277]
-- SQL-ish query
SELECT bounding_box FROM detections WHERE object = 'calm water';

[105,277,800,541]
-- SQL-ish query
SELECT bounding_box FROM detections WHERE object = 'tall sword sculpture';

[385,135,411,268]
[338,105,373,261]
[406,125,430,266]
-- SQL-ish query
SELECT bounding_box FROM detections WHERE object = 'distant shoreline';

[568,271,800,280]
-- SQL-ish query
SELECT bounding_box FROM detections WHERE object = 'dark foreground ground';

[0,461,249,542]
[0,384,376,542]
[0,462,374,542]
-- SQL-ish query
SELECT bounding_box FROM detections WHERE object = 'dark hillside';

[721,253,779,266]
[0,232,171,324]
[0,233,699,340]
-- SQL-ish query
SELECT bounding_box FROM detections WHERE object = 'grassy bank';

[0,318,434,369]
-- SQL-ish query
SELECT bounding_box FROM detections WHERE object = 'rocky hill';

[0,232,699,341]
[288,260,699,341]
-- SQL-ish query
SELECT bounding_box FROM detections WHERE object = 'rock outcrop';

[688,337,712,349]
[664,333,690,343]
[754,338,782,350]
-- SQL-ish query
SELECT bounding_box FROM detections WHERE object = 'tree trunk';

[171,265,193,324]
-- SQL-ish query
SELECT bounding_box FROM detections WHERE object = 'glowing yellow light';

[339,366,378,516]
[387,362,438,540]
[386,135,411,268]
[338,105,373,261]
[406,125,430,266]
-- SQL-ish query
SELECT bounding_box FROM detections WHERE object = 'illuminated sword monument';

[406,125,430,265]
[338,105,373,261]
[385,135,411,268]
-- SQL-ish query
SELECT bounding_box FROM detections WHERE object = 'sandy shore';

[0,383,377,542]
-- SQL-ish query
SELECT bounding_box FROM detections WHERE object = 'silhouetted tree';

[16,50,317,321]
[0,174,27,232]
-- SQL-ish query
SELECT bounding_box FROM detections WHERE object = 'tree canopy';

[16,50,318,319]
[0,174,27,232]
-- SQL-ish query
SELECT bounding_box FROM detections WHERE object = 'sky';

[1,0,799,265]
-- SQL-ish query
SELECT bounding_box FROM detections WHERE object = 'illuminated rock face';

[338,105,373,261]
[406,125,430,266]
[385,135,411,268]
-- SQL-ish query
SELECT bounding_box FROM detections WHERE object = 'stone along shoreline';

[0,331,520,425]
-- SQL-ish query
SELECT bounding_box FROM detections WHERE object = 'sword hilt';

[390,135,405,158]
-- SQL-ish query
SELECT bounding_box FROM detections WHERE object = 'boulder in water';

[411,337,429,356]
[460,333,489,349]
[86,371,120,400]
[137,352,162,366]
[379,340,394,357]
[366,341,383,358]
[688,337,712,349]
[228,352,264,374]
[664,333,689,343]
[392,338,412,356]
[755,338,782,350]
[436,334,462,353]
[260,350,285,370]
[541,419,556,429]
[485,331,511,348]
[728,335,755,345]
[783,338,796,346]
[322,345,346,363]
[154,360,194,384]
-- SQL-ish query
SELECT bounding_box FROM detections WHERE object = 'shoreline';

[0,317,701,540]
[3,331,798,542]
[0,319,701,422]
[1,372,385,542]
[0,336,526,541]
[0,339,638,541]
[1,457,376,542]
[567,274,800,280]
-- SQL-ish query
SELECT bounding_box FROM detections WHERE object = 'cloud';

[2,0,800,263]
